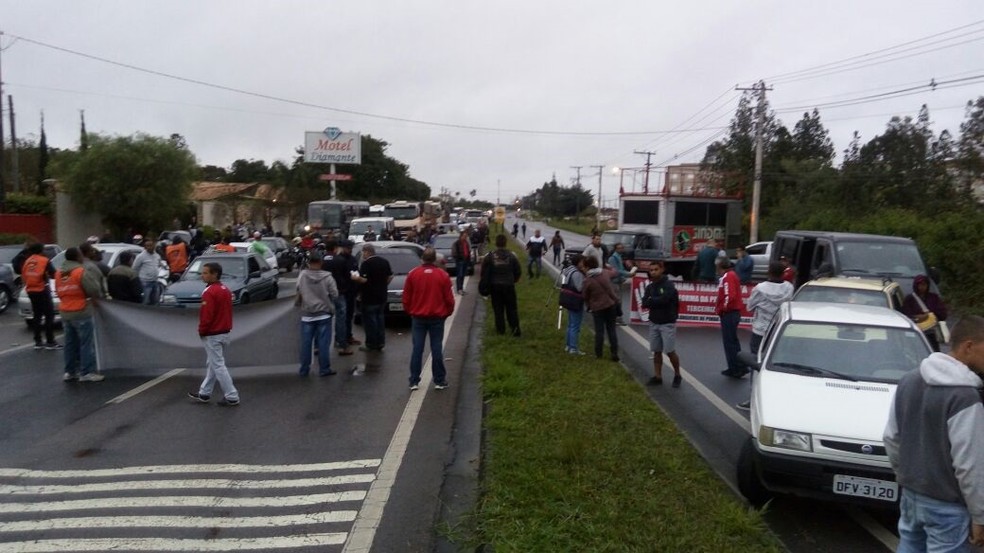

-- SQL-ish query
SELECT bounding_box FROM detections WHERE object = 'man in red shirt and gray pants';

[188,262,239,406]
[716,258,748,379]
[403,247,455,391]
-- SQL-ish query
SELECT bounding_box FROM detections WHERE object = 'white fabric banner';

[93,298,302,371]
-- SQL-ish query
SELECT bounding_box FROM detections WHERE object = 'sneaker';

[409,383,420,391]
[736,400,751,411]
[34,343,44,351]
[615,318,627,326]
[671,374,682,388]
[348,338,362,346]
[63,372,78,382]
[45,343,64,351]
[188,392,210,403]
[647,376,663,386]
[319,369,337,376]
[79,373,105,382]
[217,398,240,407]
[434,382,449,390]
[338,348,354,356]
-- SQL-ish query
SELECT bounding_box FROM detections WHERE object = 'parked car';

[160,252,279,306]
[0,265,15,314]
[17,243,144,327]
[736,302,932,508]
[351,240,425,258]
[432,234,475,275]
[0,244,63,287]
[259,236,293,272]
[229,242,279,271]
[792,277,904,311]
[744,241,772,282]
[353,248,423,319]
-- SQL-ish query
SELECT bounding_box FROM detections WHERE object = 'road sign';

[318,174,353,182]
[305,130,362,164]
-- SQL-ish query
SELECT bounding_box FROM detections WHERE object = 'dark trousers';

[720,310,743,372]
[344,292,356,341]
[490,284,520,335]
[362,303,386,349]
[592,305,618,358]
[28,291,55,345]
[455,259,470,292]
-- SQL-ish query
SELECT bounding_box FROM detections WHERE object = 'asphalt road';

[508,214,900,553]
[0,271,483,552]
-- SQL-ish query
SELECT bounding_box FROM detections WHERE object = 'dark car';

[260,236,293,272]
[354,249,423,318]
[432,234,475,275]
[160,252,279,306]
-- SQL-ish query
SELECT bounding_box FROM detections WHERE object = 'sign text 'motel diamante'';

[304,128,362,164]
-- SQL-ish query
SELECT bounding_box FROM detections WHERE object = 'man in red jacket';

[188,262,239,406]
[716,258,748,379]
[402,247,455,391]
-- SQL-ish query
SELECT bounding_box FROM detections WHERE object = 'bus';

[305,200,371,238]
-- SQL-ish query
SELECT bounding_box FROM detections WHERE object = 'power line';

[775,74,984,113]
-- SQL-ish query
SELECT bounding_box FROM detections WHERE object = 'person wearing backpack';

[559,254,587,355]
[480,234,521,337]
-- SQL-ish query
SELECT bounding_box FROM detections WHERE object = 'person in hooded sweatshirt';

[884,315,984,551]
[736,261,794,410]
[902,273,948,352]
[295,252,339,377]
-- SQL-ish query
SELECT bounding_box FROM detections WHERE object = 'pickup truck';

[564,230,664,268]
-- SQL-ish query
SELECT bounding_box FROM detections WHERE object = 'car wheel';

[0,285,10,314]
[239,293,250,305]
[737,437,771,507]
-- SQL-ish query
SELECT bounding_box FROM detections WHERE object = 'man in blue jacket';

[642,261,682,388]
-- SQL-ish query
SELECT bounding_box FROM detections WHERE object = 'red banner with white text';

[629,274,753,328]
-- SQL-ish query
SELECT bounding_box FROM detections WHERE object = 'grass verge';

[522,213,600,236]
[464,243,781,552]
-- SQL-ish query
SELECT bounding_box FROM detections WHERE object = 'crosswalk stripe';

[10,534,348,552]
[0,490,368,513]
[0,459,382,479]
[0,511,358,532]
[0,474,376,495]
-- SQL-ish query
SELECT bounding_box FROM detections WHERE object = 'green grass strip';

[469,242,781,552]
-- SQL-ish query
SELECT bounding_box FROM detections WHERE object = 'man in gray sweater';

[295,253,339,377]
[884,315,984,550]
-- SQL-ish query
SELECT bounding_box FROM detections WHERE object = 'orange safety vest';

[166,243,189,273]
[21,254,50,293]
[55,266,88,313]
[214,243,235,253]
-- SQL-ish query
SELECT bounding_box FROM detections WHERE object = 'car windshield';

[375,252,421,275]
[350,221,382,235]
[182,258,245,281]
[383,206,418,220]
[603,233,636,247]
[433,235,457,248]
[837,241,927,277]
[794,286,888,307]
[767,321,930,383]
[0,247,20,263]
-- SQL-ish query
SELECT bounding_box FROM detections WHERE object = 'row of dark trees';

[519,177,594,219]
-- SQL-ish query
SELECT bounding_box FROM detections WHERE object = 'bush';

[3,193,53,215]
[0,233,33,246]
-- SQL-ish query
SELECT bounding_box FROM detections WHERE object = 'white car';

[229,242,279,271]
[736,302,932,507]
[18,243,144,327]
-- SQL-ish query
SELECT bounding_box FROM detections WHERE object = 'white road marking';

[623,325,750,432]
[0,490,368,513]
[105,368,186,404]
[10,534,348,552]
[0,474,376,495]
[0,342,39,356]
[342,276,468,553]
[0,510,358,532]
[0,459,381,478]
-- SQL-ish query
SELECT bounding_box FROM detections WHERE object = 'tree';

[56,133,198,235]
[956,96,984,202]
[37,113,49,195]
[791,109,835,164]
[228,159,272,183]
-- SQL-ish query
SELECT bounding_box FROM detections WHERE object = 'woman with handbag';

[902,274,948,352]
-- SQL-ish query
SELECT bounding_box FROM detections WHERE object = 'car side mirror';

[248,271,261,280]
[737,351,761,372]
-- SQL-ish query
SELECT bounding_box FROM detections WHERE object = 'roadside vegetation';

[524,213,601,236]
[462,242,782,551]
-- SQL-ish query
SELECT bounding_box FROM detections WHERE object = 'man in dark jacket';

[642,261,682,387]
[480,234,521,336]
[107,251,143,303]
[451,230,472,295]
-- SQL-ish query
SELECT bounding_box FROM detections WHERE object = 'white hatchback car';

[736,302,932,508]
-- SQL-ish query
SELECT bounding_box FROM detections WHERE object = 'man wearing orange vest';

[56,247,105,382]
[213,236,235,253]
[165,236,190,281]
[21,243,60,350]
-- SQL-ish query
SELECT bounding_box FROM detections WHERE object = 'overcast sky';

[0,1,981,205]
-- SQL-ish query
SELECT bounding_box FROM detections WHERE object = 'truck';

[383,201,422,239]
[615,191,743,279]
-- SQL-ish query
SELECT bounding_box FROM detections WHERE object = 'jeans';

[565,307,583,351]
[333,296,348,348]
[527,256,542,278]
[28,290,55,345]
[552,247,562,266]
[898,488,973,553]
[299,317,333,375]
[199,333,238,401]
[409,317,447,386]
[490,284,520,335]
[141,280,159,305]
[344,293,356,341]
[720,310,743,373]
[362,303,385,349]
[592,305,618,358]
[63,316,96,376]
[456,259,470,292]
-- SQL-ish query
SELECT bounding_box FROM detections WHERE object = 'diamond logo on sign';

[323,127,342,140]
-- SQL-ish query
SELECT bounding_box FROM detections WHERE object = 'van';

[350,217,396,244]
[770,230,937,295]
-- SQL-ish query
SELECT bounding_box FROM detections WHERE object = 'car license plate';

[390,303,404,312]
[832,475,897,501]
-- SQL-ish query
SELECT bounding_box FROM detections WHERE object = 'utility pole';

[8,95,18,193]
[736,80,771,243]
[590,164,604,229]
[0,30,7,205]
[634,150,655,194]
[570,166,582,222]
